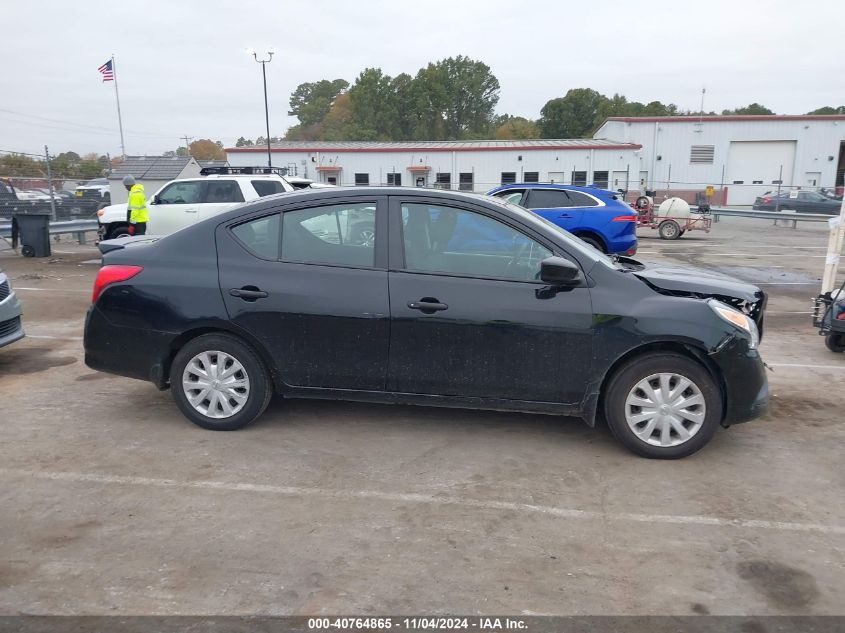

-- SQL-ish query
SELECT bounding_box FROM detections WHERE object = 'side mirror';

[151,194,160,205]
[540,256,583,285]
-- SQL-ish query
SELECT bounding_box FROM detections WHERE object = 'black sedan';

[84,187,769,459]
[753,190,843,214]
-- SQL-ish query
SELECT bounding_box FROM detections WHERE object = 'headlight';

[708,300,759,349]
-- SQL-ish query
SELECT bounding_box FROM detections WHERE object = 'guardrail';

[707,207,835,225]
[0,219,99,244]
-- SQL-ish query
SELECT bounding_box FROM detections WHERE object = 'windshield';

[482,194,619,268]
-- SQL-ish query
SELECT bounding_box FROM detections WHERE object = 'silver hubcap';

[624,373,706,447]
[182,351,250,419]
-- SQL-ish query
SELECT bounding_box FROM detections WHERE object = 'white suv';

[97,174,297,240]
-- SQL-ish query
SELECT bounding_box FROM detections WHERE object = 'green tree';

[722,103,774,115]
[494,116,540,139]
[77,153,107,179]
[0,153,42,177]
[539,88,606,138]
[349,68,400,140]
[412,56,500,140]
[288,79,350,127]
[807,106,845,114]
[235,137,254,147]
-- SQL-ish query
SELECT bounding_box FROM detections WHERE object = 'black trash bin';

[11,211,51,257]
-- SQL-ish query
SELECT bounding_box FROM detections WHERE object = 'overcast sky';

[2,0,844,157]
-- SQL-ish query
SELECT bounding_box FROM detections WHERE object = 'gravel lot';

[0,217,843,616]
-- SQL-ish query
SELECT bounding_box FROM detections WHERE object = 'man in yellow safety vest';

[123,175,148,235]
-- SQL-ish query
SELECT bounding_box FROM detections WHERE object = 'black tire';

[603,352,722,459]
[170,333,273,431]
[658,220,681,240]
[678,229,686,236]
[107,225,131,240]
[577,234,606,253]
[825,333,845,353]
[21,245,35,257]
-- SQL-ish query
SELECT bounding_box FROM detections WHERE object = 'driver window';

[157,181,204,205]
[401,203,552,282]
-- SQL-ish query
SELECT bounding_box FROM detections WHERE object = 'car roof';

[492,183,620,196]
[203,174,285,180]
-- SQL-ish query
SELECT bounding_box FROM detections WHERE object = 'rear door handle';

[407,299,448,313]
[558,213,573,218]
[229,287,268,301]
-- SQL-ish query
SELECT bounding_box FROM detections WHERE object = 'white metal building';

[226,139,643,193]
[593,115,845,205]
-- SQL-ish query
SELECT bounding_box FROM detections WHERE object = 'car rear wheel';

[577,235,606,253]
[658,220,681,240]
[171,334,272,431]
[825,333,845,353]
[603,352,722,459]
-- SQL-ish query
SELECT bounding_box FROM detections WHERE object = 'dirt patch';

[0,346,77,375]
[736,560,819,610]
[766,393,842,426]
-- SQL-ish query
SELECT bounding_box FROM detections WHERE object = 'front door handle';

[229,287,268,301]
[408,298,448,313]
[558,213,573,218]
[185,208,198,213]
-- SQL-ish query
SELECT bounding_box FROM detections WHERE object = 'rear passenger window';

[205,180,244,203]
[564,191,600,207]
[526,189,571,209]
[282,203,376,268]
[232,214,280,260]
[252,180,286,197]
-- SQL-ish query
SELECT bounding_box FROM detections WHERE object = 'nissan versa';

[84,187,768,458]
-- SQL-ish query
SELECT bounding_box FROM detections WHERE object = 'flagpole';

[111,54,126,158]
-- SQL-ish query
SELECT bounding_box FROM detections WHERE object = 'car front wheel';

[107,225,132,240]
[603,352,722,459]
[170,333,273,431]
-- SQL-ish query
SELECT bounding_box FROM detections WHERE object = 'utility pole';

[181,135,194,156]
[44,145,56,221]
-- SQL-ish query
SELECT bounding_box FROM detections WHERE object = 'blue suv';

[487,184,638,255]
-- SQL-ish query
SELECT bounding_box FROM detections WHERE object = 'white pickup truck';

[97,173,307,240]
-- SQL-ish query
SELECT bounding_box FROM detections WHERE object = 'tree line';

[0,151,111,181]
[230,56,845,144]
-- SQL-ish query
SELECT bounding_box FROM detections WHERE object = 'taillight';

[762,196,772,203]
[92,265,143,303]
[612,215,639,222]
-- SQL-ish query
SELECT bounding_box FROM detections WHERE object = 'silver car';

[0,270,24,348]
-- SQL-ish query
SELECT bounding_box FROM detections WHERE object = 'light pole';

[247,47,275,167]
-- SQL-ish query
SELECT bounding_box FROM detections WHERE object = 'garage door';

[727,140,796,205]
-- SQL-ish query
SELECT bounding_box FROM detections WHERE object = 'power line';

[0,107,178,140]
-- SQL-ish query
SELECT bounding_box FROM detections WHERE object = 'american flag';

[98,59,114,82]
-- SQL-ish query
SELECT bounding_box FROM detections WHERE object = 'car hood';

[633,262,761,301]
